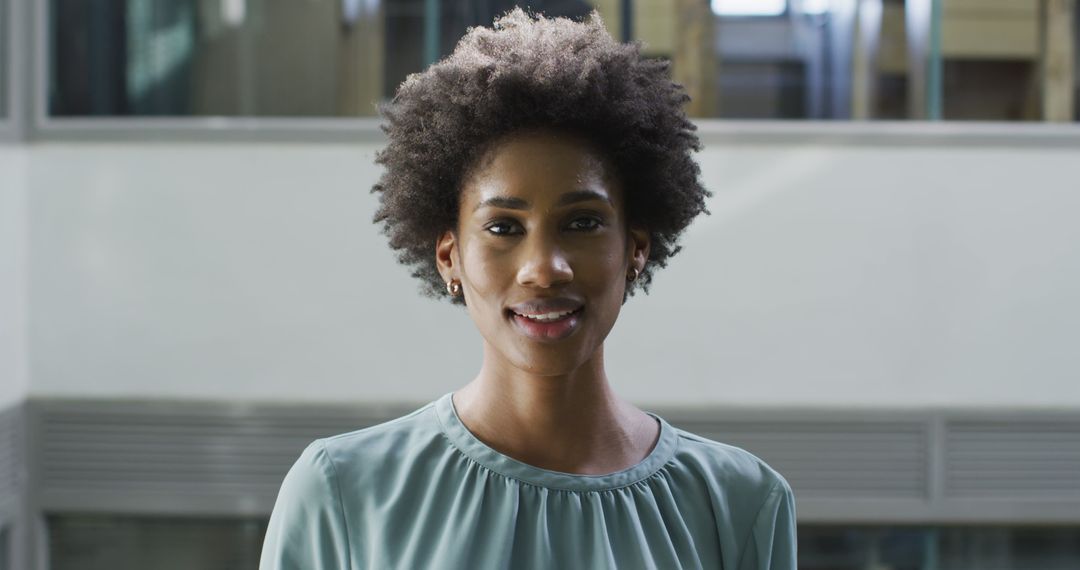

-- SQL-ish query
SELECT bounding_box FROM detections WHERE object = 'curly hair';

[372,8,710,305]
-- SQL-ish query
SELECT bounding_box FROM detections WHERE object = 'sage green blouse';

[260,393,797,569]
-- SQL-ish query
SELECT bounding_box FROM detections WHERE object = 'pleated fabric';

[260,393,796,570]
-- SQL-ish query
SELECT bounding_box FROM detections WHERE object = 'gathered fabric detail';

[261,393,796,570]
[433,392,679,494]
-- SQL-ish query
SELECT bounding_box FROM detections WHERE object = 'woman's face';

[437,130,649,377]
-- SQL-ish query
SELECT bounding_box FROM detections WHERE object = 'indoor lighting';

[800,0,831,14]
[710,0,787,17]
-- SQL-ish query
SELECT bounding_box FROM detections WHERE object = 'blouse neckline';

[434,391,678,493]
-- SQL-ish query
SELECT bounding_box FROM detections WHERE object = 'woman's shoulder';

[314,399,445,472]
[262,402,443,570]
[664,423,797,568]
[273,399,450,515]
[322,400,439,445]
[666,422,793,507]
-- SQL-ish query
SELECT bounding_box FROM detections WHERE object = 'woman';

[261,9,795,570]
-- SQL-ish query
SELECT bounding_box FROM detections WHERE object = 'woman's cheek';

[465,250,505,293]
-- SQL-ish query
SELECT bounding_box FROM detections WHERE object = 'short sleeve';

[260,440,353,570]
[736,477,797,570]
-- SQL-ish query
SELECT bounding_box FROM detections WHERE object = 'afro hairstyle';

[371,7,710,305]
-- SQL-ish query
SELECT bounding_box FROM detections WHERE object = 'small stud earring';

[446,280,462,296]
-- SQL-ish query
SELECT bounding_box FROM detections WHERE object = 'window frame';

[25,0,1080,146]
[0,0,7,123]
[0,0,30,144]
[0,521,9,570]
[0,0,13,142]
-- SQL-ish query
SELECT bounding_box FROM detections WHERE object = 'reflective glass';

[381,0,605,103]
[800,526,1080,570]
[640,0,912,119]
[938,0,1080,121]
[43,517,1080,569]
[46,0,1079,121]
[50,0,385,116]
[0,524,8,570]
[47,0,610,117]
[47,514,268,570]
[656,0,1080,121]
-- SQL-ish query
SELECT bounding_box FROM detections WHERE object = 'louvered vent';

[34,401,1080,522]
[945,420,1080,499]
[669,419,928,499]
[0,405,21,507]
[38,402,409,509]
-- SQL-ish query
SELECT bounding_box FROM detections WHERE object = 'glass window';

[800,525,1080,570]
[49,0,381,116]
[1,0,8,118]
[637,0,913,120]
[41,517,1080,569]
[47,0,612,118]
[938,0,1039,120]
[47,514,268,570]
[46,0,1078,121]
[0,524,9,570]
[382,0,605,102]
[633,0,907,119]
[932,0,1080,121]
[642,0,1080,121]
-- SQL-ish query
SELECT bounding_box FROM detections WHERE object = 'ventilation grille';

[0,405,21,506]
[945,420,1080,499]
[31,401,1080,521]
[38,403,405,501]
[672,420,928,499]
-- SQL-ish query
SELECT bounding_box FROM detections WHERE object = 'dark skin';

[435,129,659,475]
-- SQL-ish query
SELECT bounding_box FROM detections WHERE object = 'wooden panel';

[1041,0,1077,121]
[635,0,677,55]
[878,3,909,74]
[941,18,1039,58]
[673,0,717,117]
[944,0,1039,16]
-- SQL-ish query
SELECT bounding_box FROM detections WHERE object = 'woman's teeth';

[516,309,576,322]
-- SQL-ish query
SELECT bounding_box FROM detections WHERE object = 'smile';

[514,309,577,322]
[508,307,583,341]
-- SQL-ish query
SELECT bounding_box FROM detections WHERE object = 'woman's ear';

[435,230,457,282]
[627,227,650,274]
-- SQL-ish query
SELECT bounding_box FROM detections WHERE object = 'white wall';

[0,147,28,409]
[19,140,1080,408]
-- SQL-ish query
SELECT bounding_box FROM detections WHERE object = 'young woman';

[261,9,795,569]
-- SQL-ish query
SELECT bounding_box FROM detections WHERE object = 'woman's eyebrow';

[473,190,612,212]
[474,195,529,212]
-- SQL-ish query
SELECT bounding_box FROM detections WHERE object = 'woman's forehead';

[461,131,622,209]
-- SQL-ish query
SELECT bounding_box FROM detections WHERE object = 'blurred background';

[1,0,1079,569]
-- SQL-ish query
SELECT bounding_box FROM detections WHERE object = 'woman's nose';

[516,237,573,288]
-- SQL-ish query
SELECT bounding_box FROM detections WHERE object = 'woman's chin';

[505,346,597,377]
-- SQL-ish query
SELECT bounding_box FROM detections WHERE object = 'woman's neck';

[452,346,659,475]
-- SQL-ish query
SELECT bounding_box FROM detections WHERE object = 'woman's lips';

[508,307,583,341]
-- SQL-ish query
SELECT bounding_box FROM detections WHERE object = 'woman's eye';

[484,217,602,236]
[569,217,603,231]
[485,221,521,236]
